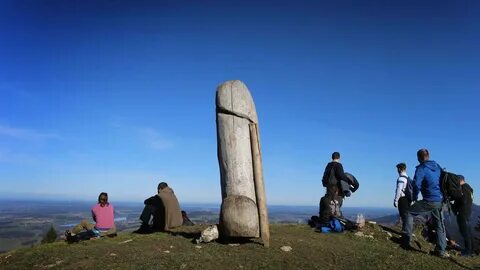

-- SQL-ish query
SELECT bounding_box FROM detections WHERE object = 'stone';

[216,80,260,238]
[199,225,219,243]
[280,246,293,252]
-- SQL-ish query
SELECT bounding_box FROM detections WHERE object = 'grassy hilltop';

[0,224,479,270]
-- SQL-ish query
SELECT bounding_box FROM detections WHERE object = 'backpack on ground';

[308,215,321,228]
[440,169,463,202]
[329,217,345,232]
[315,217,345,233]
[400,176,414,202]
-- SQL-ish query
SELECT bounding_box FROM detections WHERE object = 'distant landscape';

[0,199,400,253]
[1,199,478,254]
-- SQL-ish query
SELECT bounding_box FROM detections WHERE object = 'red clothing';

[91,203,115,230]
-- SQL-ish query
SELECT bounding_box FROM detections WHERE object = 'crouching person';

[136,182,183,233]
[66,192,116,242]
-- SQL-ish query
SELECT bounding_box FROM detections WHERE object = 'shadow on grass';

[216,237,263,246]
[378,225,402,236]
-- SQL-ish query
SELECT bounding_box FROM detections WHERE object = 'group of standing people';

[65,181,189,242]
[393,148,475,257]
[319,149,475,258]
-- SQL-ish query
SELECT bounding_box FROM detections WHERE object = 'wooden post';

[249,123,270,247]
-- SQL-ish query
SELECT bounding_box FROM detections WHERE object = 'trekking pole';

[249,123,270,247]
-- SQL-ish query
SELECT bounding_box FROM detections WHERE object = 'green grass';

[0,224,479,269]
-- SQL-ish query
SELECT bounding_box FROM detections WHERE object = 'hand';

[393,201,397,208]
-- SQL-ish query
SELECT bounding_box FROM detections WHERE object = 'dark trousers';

[397,197,410,233]
[140,204,156,225]
[457,214,473,255]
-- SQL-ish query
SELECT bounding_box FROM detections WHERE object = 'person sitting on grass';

[65,192,116,242]
[135,182,183,233]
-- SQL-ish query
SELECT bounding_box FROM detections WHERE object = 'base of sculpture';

[220,195,260,238]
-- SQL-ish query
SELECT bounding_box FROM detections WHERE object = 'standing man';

[319,152,349,222]
[393,163,411,233]
[402,149,448,258]
[452,175,474,256]
[136,182,183,233]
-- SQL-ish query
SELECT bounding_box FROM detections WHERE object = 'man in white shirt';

[394,163,410,232]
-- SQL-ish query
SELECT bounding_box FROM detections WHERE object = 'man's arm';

[393,177,405,207]
[321,163,330,187]
[334,163,349,184]
[144,196,157,205]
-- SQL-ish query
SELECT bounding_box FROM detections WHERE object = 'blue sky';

[1,0,479,207]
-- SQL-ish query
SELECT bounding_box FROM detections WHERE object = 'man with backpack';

[393,163,412,233]
[452,175,474,256]
[402,149,448,258]
[320,152,350,219]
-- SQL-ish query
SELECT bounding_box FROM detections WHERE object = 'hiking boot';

[133,225,152,234]
[65,230,78,243]
[430,250,450,258]
[461,251,473,257]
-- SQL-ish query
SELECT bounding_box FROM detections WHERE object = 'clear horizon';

[1,0,479,208]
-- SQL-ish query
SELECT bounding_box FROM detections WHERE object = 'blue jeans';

[403,200,446,254]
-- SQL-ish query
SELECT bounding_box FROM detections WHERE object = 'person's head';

[417,148,430,163]
[98,192,109,206]
[396,163,407,174]
[458,175,465,185]
[157,182,168,192]
[332,152,340,161]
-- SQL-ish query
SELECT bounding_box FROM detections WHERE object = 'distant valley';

[1,199,477,253]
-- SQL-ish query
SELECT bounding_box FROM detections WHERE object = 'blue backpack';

[329,217,344,232]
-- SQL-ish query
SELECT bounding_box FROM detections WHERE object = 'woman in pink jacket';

[66,192,116,241]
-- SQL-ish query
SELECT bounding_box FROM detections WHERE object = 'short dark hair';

[158,182,168,190]
[98,192,108,204]
[396,163,406,171]
[417,148,430,162]
[332,152,340,160]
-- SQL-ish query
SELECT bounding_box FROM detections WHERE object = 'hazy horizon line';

[0,197,400,209]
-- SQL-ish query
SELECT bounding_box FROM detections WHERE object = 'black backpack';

[440,168,463,202]
[322,164,338,187]
[400,176,414,202]
[328,165,338,186]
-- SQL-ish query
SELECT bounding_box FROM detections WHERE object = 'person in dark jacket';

[402,149,448,258]
[319,152,350,219]
[452,175,474,256]
[322,152,349,199]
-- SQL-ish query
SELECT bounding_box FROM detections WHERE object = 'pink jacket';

[91,203,115,230]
